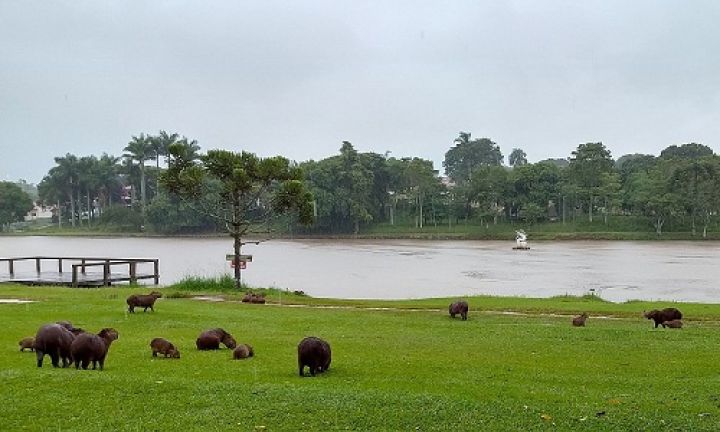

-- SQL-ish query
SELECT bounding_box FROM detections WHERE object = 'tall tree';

[0,182,33,227]
[50,154,80,227]
[566,142,615,222]
[660,143,714,160]
[161,145,313,288]
[443,132,503,183]
[123,134,153,219]
[509,148,528,167]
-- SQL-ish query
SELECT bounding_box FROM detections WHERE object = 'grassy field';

[2,284,720,431]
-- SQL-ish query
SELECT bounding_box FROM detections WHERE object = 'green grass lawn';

[2,284,720,431]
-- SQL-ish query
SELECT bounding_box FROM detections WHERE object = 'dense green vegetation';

[3,130,718,239]
[2,284,720,430]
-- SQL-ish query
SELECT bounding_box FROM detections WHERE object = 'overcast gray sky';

[2,0,719,184]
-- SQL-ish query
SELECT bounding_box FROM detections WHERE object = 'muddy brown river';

[1,236,719,302]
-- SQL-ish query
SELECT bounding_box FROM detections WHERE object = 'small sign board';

[225,254,253,262]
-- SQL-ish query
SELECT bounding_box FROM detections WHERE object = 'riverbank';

[2,284,719,431]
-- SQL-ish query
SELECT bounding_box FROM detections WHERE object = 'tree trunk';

[140,164,146,220]
[655,217,664,235]
[86,189,91,227]
[233,230,242,289]
[588,194,593,223]
[69,191,75,228]
[419,193,423,229]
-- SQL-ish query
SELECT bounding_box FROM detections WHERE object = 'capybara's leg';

[49,351,60,368]
[75,360,81,369]
[150,305,154,312]
[36,350,44,368]
[462,312,467,320]
[310,364,316,377]
[450,313,455,318]
[128,306,134,313]
[81,360,89,370]
[152,351,158,357]
[299,361,304,377]
[98,359,104,371]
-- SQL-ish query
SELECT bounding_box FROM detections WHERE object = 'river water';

[1,236,719,303]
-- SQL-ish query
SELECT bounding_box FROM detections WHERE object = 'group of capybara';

[20,291,331,376]
[18,290,685,374]
[449,299,685,330]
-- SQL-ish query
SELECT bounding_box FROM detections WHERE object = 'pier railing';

[0,256,159,287]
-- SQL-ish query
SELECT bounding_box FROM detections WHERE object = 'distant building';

[24,203,54,221]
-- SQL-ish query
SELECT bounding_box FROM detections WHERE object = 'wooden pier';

[0,256,159,287]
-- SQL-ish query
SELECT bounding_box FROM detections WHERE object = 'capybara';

[661,319,683,329]
[150,337,180,358]
[19,337,35,352]
[449,300,469,320]
[126,291,162,313]
[232,344,254,359]
[572,312,589,327]
[70,328,119,370]
[644,308,683,328]
[242,293,266,304]
[196,328,237,350]
[34,323,76,368]
[298,336,331,377]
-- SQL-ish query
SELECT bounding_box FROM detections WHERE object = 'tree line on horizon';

[3,131,719,237]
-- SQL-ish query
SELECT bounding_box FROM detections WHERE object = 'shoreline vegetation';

[3,281,720,430]
[4,220,720,241]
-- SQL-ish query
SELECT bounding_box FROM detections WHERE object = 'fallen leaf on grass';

[540,414,552,421]
[608,398,621,405]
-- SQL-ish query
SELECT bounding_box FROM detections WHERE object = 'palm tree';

[123,134,153,218]
[51,154,80,227]
[96,153,120,211]
[151,131,179,169]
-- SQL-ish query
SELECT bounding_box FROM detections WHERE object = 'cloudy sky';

[1,0,719,184]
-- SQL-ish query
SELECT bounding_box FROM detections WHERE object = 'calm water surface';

[1,236,719,302]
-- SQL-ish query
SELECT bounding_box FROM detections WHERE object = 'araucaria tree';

[161,146,314,288]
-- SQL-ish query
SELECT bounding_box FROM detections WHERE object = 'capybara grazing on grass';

[661,319,683,329]
[150,338,180,358]
[127,291,162,313]
[449,300,469,320]
[232,344,254,359]
[644,308,682,328]
[298,336,331,377]
[34,323,76,368]
[71,328,119,370]
[196,328,237,350]
[242,292,266,304]
[572,313,589,327]
[19,337,35,352]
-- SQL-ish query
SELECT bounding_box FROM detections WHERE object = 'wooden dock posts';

[0,256,160,287]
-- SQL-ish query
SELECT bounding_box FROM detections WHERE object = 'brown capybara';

[196,328,237,350]
[34,323,76,368]
[19,337,35,352]
[298,336,331,377]
[126,291,163,313]
[644,308,682,328]
[242,293,266,304]
[70,328,119,370]
[150,338,180,358]
[572,313,589,327]
[661,319,683,329]
[232,344,254,359]
[449,300,469,320]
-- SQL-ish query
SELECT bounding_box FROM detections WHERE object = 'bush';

[97,206,143,231]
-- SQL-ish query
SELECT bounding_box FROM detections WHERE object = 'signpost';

[227,254,252,270]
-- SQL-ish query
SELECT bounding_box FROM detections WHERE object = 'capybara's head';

[150,291,163,298]
[581,312,588,319]
[222,334,237,349]
[170,348,180,358]
[643,310,658,320]
[99,328,119,342]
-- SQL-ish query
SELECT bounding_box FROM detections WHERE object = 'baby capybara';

[34,323,76,368]
[126,291,162,313]
[232,344,254,359]
[572,313,589,327]
[661,319,683,329]
[150,337,180,358]
[298,336,331,377]
[644,308,682,328]
[71,328,119,370]
[19,337,35,352]
[449,300,469,320]
[196,328,237,350]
